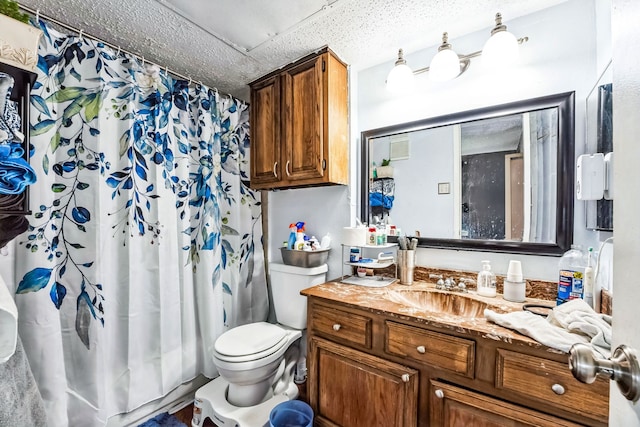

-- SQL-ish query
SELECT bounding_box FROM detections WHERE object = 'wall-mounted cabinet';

[249,47,348,190]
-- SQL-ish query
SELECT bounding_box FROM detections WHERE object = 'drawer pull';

[416,345,426,354]
[434,389,444,399]
[273,161,278,178]
[401,374,410,383]
[332,323,341,331]
[285,160,291,177]
[551,383,565,395]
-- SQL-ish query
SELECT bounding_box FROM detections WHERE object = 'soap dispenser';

[477,260,496,297]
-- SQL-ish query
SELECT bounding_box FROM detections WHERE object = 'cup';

[398,249,416,285]
[507,260,523,282]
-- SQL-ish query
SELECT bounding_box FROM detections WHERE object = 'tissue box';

[280,248,329,268]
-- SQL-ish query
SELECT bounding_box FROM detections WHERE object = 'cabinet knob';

[416,345,426,354]
[273,161,278,178]
[434,389,444,399]
[551,383,565,395]
[285,160,291,177]
[401,373,410,383]
[332,323,341,331]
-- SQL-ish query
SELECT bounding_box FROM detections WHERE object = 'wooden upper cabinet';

[250,75,281,186]
[249,48,348,190]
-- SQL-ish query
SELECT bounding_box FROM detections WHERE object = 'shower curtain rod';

[18,4,209,87]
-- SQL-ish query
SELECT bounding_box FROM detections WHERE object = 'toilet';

[192,262,328,427]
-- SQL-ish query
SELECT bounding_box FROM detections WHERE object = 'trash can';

[269,400,313,427]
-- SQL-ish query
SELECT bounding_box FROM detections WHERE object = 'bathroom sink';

[386,289,509,318]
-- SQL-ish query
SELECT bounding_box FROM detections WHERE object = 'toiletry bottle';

[287,224,297,250]
[477,260,496,297]
[557,244,586,305]
[583,247,595,308]
[367,227,377,245]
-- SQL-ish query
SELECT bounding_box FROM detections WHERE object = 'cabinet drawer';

[385,321,475,378]
[310,304,372,349]
[496,349,609,424]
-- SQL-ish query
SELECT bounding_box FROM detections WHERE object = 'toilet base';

[191,376,299,427]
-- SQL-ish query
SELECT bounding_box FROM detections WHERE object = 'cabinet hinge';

[322,60,326,72]
[322,159,326,170]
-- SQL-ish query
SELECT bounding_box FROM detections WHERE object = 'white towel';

[485,299,612,358]
[0,273,18,364]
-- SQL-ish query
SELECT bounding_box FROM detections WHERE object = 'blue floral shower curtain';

[5,20,267,426]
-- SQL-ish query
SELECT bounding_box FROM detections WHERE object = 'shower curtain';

[3,19,268,427]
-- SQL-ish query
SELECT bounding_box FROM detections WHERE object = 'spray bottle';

[287,224,297,250]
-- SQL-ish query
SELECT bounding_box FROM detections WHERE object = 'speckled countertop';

[302,279,565,353]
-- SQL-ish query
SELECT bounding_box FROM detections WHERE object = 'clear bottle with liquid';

[477,260,497,297]
[557,244,586,305]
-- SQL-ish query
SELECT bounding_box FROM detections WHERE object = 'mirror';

[360,92,575,255]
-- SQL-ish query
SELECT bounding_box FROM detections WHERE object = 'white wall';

[355,0,610,281]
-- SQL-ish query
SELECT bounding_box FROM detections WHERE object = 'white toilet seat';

[214,322,288,362]
[213,322,301,372]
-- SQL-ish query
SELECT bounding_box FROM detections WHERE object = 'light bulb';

[482,13,520,68]
[429,32,461,82]
[386,49,415,93]
[429,48,461,82]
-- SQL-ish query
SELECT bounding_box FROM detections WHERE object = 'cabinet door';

[309,337,418,427]
[429,380,582,427]
[250,75,281,187]
[282,56,325,182]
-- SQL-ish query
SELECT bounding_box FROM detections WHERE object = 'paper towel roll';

[341,227,367,247]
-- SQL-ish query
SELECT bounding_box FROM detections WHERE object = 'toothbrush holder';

[398,249,416,285]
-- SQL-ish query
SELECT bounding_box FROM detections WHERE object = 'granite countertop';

[302,279,565,353]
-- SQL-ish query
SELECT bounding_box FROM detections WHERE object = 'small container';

[367,227,377,245]
[477,260,496,297]
[357,266,367,277]
[349,247,361,263]
[504,260,525,302]
[376,226,386,245]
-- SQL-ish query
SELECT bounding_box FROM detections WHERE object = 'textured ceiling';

[18,0,567,101]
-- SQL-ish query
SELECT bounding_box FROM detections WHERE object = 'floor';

[170,382,307,427]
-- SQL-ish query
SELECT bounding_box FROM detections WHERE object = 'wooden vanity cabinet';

[249,47,348,190]
[306,297,609,427]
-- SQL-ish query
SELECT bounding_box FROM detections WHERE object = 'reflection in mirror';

[361,92,575,255]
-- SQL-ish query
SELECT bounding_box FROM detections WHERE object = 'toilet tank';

[269,262,328,329]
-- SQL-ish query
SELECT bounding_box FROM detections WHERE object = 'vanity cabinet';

[249,47,348,189]
[305,296,609,427]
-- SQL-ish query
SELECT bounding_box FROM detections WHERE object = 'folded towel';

[485,299,612,358]
[0,272,18,363]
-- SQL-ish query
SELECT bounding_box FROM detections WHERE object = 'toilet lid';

[214,322,287,358]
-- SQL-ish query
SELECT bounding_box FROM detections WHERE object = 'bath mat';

[138,412,187,427]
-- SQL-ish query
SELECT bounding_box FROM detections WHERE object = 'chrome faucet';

[435,277,468,293]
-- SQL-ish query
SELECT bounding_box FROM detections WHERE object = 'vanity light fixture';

[385,12,528,91]
[386,48,415,94]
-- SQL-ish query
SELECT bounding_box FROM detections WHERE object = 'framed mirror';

[360,92,575,256]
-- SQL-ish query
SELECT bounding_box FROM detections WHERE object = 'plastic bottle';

[477,260,497,297]
[367,227,377,245]
[287,224,297,250]
[583,247,595,309]
[557,244,587,305]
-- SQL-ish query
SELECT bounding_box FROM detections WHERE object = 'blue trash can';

[269,400,313,427]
